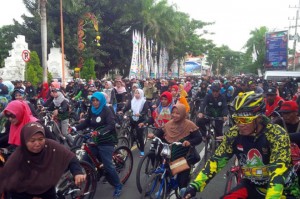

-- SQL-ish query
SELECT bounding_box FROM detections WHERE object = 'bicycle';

[71,135,133,186]
[118,111,148,150]
[140,137,185,199]
[202,116,224,163]
[39,108,75,147]
[56,160,97,199]
[136,126,163,193]
[189,98,203,123]
[72,128,129,149]
[0,147,13,199]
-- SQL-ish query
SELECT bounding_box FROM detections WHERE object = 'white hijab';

[131,89,146,121]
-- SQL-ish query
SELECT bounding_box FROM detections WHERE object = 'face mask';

[87,95,92,100]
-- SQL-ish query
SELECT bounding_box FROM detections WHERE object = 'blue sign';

[264,30,288,70]
[185,61,201,76]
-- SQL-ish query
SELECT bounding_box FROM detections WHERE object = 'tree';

[80,58,96,80]
[243,26,268,73]
[25,51,43,86]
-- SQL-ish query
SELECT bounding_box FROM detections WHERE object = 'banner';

[264,30,288,70]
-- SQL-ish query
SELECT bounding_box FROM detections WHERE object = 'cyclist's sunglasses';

[5,113,16,119]
[232,116,258,124]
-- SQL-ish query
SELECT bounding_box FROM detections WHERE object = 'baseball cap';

[278,101,299,113]
[265,87,277,95]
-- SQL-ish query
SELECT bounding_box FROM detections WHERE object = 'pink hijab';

[4,100,38,146]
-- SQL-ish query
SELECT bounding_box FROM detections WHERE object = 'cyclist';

[181,91,300,199]
[196,82,228,139]
[151,91,173,128]
[11,88,39,118]
[273,100,300,148]
[171,85,190,113]
[71,91,122,198]
[46,88,73,144]
[0,122,85,198]
[149,103,202,189]
[195,81,208,100]
[265,86,284,117]
[103,81,117,113]
[114,79,127,112]
[119,88,149,157]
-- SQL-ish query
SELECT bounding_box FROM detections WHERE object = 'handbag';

[169,157,190,176]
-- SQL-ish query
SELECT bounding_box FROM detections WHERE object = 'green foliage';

[0,1,277,78]
[47,71,53,83]
[80,58,96,80]
[25,51,43,86]
[243,26,268,72]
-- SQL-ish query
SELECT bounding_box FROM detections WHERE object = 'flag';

[252,44,257,63]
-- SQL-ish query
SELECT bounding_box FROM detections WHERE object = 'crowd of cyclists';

[0,74,300,198]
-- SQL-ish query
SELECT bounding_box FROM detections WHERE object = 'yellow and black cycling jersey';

[190,120,300,198]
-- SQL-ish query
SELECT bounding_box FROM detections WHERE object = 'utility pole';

[289,0,300,71]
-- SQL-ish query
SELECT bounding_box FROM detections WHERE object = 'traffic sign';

[22,50,31,62]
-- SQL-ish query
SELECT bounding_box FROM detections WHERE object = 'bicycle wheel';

[113,146,133,184]
[141,173,167,199]
[136,151,160,193]
[204,134,216,163]
[56,160,97,199]
[224,171,239,194]
[117,136,130,148]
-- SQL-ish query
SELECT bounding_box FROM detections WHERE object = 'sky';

[0,0,298,52]
[170,0,295,51]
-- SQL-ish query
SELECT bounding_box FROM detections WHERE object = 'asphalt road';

[93,140,233,199]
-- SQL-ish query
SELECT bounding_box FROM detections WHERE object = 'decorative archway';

[77,13,100,68]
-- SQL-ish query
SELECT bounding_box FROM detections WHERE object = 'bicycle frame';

[148,137,182,197]
[77,143,103,169]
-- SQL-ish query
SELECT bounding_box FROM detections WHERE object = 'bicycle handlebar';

[203,115,224,121]
[152,136,182,147]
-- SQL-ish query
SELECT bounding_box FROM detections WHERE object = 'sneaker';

[113,184,122,198]
[155,190,163,198]
[140,151,145,158]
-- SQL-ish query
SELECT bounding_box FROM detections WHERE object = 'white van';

[264,71,300,82]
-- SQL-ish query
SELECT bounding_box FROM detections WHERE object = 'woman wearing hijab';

[0,122,85,199]
[37,82,49,103]
[4,100,38,146]
[120,88,149,157]
[0,100,55,148]
[114,79,127,111]
[179,84,188,98]
[46,88,73,144]
[151,91,174,128]
[103,81,117,113]
[72,91,122,198]
[150,104,202,189]
[171,85,190,113]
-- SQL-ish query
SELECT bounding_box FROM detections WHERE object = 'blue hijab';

[91,92,106,115]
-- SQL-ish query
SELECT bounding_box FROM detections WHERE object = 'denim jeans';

[84,145,121,187]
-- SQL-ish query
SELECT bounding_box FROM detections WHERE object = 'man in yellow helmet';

[181,91,300,199]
